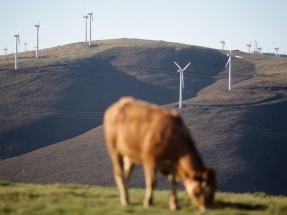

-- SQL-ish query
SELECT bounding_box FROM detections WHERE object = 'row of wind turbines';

[7,13,43,70]
[220,33,281,57]
[5,4,96,70]
[2,8,277,109]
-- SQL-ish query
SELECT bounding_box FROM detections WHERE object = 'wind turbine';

[11,25,22,69]
[220,33,228,50]
[87,4,95,46]
[225,41,242,90]
[257,39,263,55]
[35,13,44,58]
[84,15,89,42]
[246,34,251,53]
[174,61,191,108]
[274,40,280,57]
[24,40,28,52]
[4,47,8,55]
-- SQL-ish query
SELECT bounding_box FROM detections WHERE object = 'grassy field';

[0,181,286,215]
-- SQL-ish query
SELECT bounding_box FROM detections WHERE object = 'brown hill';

[0,39,286,196]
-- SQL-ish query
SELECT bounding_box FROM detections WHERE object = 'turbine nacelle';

[11,25,21,45]
[35,13,44,28]
[174,61,191,90]
[174,61,191,108]
[87,3,95,20]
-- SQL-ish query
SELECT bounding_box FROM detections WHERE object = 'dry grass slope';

[0,39,286,196]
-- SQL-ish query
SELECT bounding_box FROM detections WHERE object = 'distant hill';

[0,39,286,196]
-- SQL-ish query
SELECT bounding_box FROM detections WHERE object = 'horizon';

[1,0,287,55]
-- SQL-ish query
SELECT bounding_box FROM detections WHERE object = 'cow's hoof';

[169,196,179,210]
[120,198,129,206]
[143,198,153,207]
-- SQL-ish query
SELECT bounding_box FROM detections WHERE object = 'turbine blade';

[18,37,21,46]
[220,33,223,40]
[183,62,191,71]
[174,61,182,70]
[18,24,22,33]
[227,40,231,53]
[92,3,95,11]
[225,58,230,68]
[235,55,242,59]
[181,73,184,89]
[36,12,38,23]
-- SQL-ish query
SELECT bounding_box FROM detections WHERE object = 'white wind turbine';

[35,13,44,58]
[4,47,8,55]
[274,40,280,57]
[24,40,28,52]
[257,39,263,55]
[225,41,242,90]
[83,14,88,42]
[174,61,191,108]
[87,4,95,46]
[246,34,251,53]
[220,33,228,50]
[11,25,22,69]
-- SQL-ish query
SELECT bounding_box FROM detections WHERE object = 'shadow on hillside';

[0,45,227,160]
[219,101,287,196]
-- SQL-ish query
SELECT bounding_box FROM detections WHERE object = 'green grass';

[0,181,286,215]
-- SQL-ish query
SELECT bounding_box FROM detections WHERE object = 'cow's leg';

[123,156,134,201]
[169,174,179,210]
[111,151,129,206]
[143,161,157,207]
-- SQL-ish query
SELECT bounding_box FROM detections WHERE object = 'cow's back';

[104,97,184,163]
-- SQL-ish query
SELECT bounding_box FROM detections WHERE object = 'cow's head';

[184,168,216,211]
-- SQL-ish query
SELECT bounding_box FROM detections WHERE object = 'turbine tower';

[174,61,191,108]
[24,40,27,52]
[11,25,22,70]
[87,4,95,46]
[225,41,242,90]
[220,33,228,50]
[246,35,251,53]
[83,14,88,42]
[274,40,280,57]
[35,13,43,58]
[4,47,8,55]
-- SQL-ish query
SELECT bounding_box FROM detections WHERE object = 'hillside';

[0,39,287,196]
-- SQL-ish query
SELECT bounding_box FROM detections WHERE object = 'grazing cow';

[104,97,216,211]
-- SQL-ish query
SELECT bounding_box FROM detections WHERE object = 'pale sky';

[1,0,287,55]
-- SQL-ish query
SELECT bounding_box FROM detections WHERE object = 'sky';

[1,0,287,55]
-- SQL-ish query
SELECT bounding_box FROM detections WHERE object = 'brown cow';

[104,97,216,211]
